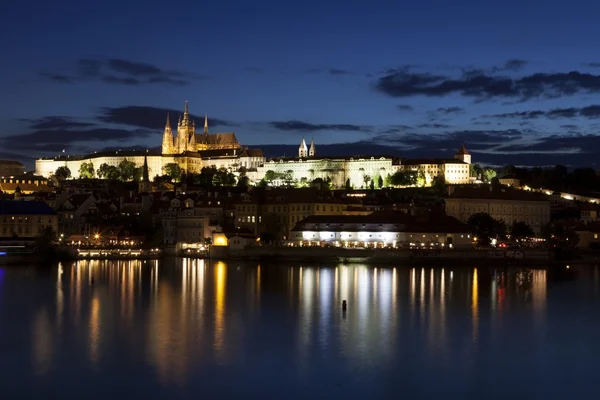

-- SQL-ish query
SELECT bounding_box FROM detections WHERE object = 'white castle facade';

[35,103,472,187]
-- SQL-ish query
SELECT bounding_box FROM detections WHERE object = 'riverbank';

[207,246,559,266]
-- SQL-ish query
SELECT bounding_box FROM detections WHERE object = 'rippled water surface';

[1,259,599,399]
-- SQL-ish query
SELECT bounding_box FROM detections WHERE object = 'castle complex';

[35,102,472,187]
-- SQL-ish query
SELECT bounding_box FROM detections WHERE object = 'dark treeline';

[498,165,600,194]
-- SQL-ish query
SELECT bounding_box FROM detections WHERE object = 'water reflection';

[8,261,556,390]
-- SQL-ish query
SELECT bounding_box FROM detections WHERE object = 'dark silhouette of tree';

[54,166,71,181]
[163,163,182,182]
[510,221,535,240]
[467,212,507,245]
[118,159,137,181]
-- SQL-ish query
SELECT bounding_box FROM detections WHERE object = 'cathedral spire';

[204,113,208,134]
[165,112,171,128]
[142,156,149,182]
[184,101,189,116]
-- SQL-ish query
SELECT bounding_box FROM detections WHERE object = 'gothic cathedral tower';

[161,113,176,154]
[177,101,196,153]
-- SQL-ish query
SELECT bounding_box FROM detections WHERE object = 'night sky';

[3,0,600,169]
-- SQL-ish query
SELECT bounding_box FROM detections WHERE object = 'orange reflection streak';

[32,307,52,376]
[420,268,425,315]
[89,296,100,365]
[532,270,547,322]
[56,263,64,334]
[392,268,397,313]
[214,262,226,361]
[472,268,479,343]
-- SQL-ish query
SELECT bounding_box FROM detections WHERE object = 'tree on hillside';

[431,175,447,196]
[345,178,352,190]
[118,159,137,181]
[54,166,71,181]
[213,167,236,186]
[467,212,507,245]
[390,171,417,187]
[264,170,278,185]
[471,164,484,178]
[97,163,110,179]
[79,161,94,179]
[163,163,182,182]
[105,165,121,180]
[237,175,250,187]
[483,168,497,183]
[377,175,384,189]
[510,221,535,240]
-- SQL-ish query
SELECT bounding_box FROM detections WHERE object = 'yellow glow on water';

[214,262,226,360]
[472,268,479,343]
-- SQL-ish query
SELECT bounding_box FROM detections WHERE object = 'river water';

[0,259,598,399]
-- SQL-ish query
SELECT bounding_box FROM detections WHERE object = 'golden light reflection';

[89,296,100,365]
[532,270,547,321]
[472,268,479,343]
[214,261,226,362]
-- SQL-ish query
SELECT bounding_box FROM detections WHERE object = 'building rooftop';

[0,160,25,166]
[402,158,467,166]
[448,186,549,202]
[0,200,57,215]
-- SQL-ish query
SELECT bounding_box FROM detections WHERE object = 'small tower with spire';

[204,113,209,134]
[162,113,176,154]
[138,156,152,193]
[309,138,316,157]
[454,144,471,164]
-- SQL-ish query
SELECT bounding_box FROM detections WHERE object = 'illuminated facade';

[445,186,551,235]
[258,140,472,188]
[289,212,472,248]
[35,103,264,179]
[161,102,241,154]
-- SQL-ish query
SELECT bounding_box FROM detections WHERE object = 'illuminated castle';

[162,102,241,154]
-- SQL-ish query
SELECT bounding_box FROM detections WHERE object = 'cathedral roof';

[239,148,264,157]
[195,132,240,146]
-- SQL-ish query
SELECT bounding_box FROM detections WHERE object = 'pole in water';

[342,300,347,311]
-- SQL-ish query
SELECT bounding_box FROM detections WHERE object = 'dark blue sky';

[3,0,600,168]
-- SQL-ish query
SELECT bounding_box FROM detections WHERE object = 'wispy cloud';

[39,57,206,86]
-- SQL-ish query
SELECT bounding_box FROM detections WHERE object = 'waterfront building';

[0,200,58,238]
[445,186,551,235]
[289,211,472,248]
[233,187,356,239]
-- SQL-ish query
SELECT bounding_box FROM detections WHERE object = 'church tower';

[177,101,195,153]
[309,138,316,157]
[299,137,308,158]
[161,113,176,154]
[454,144,471,164]
[138,156,152,193]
